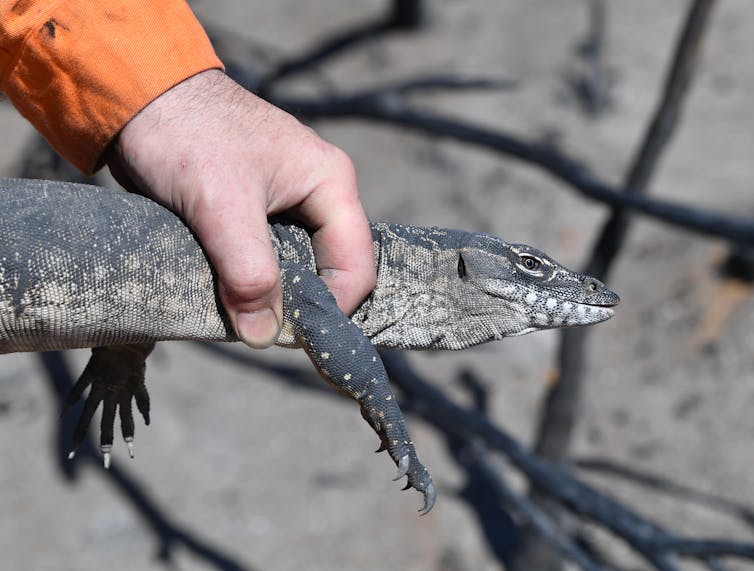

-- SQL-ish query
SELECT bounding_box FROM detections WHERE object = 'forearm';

[0,0,223,173]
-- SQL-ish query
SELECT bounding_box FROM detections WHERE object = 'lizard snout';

[583,276,620,307]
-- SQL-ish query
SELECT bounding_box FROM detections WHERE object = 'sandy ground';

[1,1,754,569]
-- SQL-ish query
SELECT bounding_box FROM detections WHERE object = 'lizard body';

[0,178,619,513]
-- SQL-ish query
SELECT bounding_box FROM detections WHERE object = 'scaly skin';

[0,178,619,514]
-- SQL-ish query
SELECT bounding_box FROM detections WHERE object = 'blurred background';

[1,1,753,569]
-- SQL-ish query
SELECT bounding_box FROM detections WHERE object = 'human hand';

[107,70,376,348]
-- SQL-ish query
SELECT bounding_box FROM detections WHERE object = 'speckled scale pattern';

[279,263,431,497]
[0,178,234,353]
[0,178,618,513]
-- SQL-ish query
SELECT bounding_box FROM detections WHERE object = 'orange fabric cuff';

[0,0,224,173]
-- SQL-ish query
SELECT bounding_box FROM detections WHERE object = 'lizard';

[0,177,619,515]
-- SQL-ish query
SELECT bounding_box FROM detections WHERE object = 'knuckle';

[330,146,356,175]
[323,147,358,195]
[253,269,280,293]
[223,267,280,304]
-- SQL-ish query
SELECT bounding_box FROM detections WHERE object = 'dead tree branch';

[524,2,718,567]
[255,0,423,95]
[211,18,754,245]
[534,0,717,508]
[194,344,754,569]
[257,85,754,245]
[574,458,754,529]
[380,350,754,570]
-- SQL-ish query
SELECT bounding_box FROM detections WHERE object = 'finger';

[119,394,135,441]
[293,153,376,314]
[100,397,116,450]
[185,182,283,348]
[134,383,151,426]
[310,202,375,314]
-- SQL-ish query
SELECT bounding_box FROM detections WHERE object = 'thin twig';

[467,442,610,571]
[209,12,754,244]
[574,458,754,528]
[256,0,424,95]
[159,340,754,570]
[583,0,609,115]
[534,0,717,502]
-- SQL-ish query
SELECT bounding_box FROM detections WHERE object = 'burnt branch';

[258,85,754,245]
[524,2,718,566]
[380,350,754,570]
[255,0,424,95]
[191,344,754,569]
[591,0,717,278]
[461,441,608,571]
[574,458,754,529]
[578,0,610,116]
[534,0,718,504]
[206,5,754,245]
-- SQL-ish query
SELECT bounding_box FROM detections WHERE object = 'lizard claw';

[101,444,112,470]
[393,454,410,481]
[357,392,435,512]
[419,482,436,516]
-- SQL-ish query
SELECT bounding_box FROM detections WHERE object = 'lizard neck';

[351,223,467,349]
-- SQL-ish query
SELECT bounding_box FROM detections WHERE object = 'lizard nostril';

[585,278,601,293]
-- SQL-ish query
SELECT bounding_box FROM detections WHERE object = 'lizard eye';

[519,255,542,272]
[457,253,467,279]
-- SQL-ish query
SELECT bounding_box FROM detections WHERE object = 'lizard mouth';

[583,287,621,308]
[565,301,616,324]
[482,281,620,310]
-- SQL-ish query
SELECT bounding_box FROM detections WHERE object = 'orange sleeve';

[0,0,224,173]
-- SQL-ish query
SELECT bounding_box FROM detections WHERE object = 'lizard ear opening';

[457,253,467,280]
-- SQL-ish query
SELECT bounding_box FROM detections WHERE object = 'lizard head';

[355,225,619,350]
[353,227,619,349]
[449,232,620,342]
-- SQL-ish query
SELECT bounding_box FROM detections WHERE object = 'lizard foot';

[365,407,436,515]
[62,343,154,467]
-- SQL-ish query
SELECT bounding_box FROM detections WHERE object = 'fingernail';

[236,308,280,348]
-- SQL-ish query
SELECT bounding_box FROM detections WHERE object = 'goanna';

[0,178,620,514]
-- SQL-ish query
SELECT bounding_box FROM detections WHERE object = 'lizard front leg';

[62,342,154,467]
[280,262,435,514]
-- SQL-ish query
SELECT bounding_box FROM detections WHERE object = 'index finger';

[295,168,376,315]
